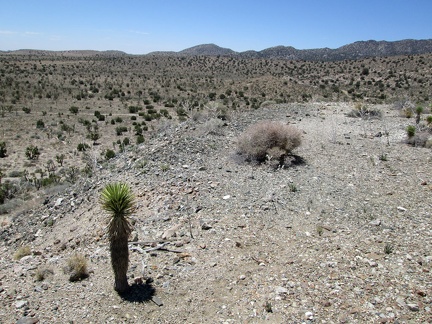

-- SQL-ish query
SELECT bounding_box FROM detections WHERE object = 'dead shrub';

[347,104,382,119]
[13,245,31,260]
[64,253,89,282]
[237,121,302,165]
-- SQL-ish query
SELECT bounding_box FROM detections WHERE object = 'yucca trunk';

[101,182,135,294]
[110,235,130,293]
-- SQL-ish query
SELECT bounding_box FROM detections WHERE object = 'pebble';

[407,303,419,311]
[275,286,288,295]
[396,297,406,308]
[305,311,314,320]
[369,219,381,226]
[16,300,28,309]
[152,296,164,307]
[54,198,64,207]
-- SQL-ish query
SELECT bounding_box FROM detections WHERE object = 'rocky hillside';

[1,103,431,323]
[149,39,432,61]
[240,39,432,60]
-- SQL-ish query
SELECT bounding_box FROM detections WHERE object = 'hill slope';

[4,39,432,61]
[1,103,431,322]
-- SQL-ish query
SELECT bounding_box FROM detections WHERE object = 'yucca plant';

[101,182,135,293]
[415,106,423,124]
[406,125,416,139]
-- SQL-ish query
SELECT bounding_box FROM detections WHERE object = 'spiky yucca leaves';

[101,182,135,294]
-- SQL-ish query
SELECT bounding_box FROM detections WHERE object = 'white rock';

[275,286,288,295]
[305,311,314,320]
[397,206,407,212]
[369,219,381,226]
[222,195,230,200]
[15,300,28,309]
[407,303,419,311]
[55,198,64,207]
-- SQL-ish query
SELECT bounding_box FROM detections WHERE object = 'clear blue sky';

[1,0,431,54]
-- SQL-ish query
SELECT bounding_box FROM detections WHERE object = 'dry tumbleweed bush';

[64,253,89,282]
[237,121,302,164]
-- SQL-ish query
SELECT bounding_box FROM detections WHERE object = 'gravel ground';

[1,103,431,323]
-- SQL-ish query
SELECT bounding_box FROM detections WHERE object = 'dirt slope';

[1,103,431,323]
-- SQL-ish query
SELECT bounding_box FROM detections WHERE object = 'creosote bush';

[237,121,302,165]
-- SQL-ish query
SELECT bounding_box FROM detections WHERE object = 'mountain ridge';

[3,39,432,61]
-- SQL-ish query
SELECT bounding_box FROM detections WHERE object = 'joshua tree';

[415,106,423,124]
[100,183,135,293]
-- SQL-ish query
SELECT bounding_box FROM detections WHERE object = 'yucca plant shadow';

[119,281,156,303]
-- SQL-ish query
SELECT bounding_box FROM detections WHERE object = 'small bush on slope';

[237,121,302,166]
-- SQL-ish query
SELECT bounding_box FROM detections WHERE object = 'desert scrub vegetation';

[64,253,89,282]
[237,121,302,166]
[347,103,382,119]
[35,266,54,281]
[405,124,432,148]
[13,245,31,260]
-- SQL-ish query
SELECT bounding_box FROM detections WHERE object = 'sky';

[1,0,431,54]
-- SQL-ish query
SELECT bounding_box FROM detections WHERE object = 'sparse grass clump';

[35,266,54,281]
[14,245,31,260]
[64,253,89,282]
[384,243,394,255]
[237,121,302,165]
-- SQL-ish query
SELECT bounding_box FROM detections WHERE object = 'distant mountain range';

[2,39,432,61]
[149,39,432,61]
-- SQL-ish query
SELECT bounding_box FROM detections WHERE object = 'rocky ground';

[0,103,431,323]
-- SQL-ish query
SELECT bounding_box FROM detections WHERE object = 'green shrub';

[406,125,416,138]
[116,126,128,136]
[237,121,302,165]
[36,119,45,129]
[415,106,424,115]
[25,145,40,160]
[69,106,79,114]
[105,149,116,160]
[77,143,90,152]
[136,135,145,144]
